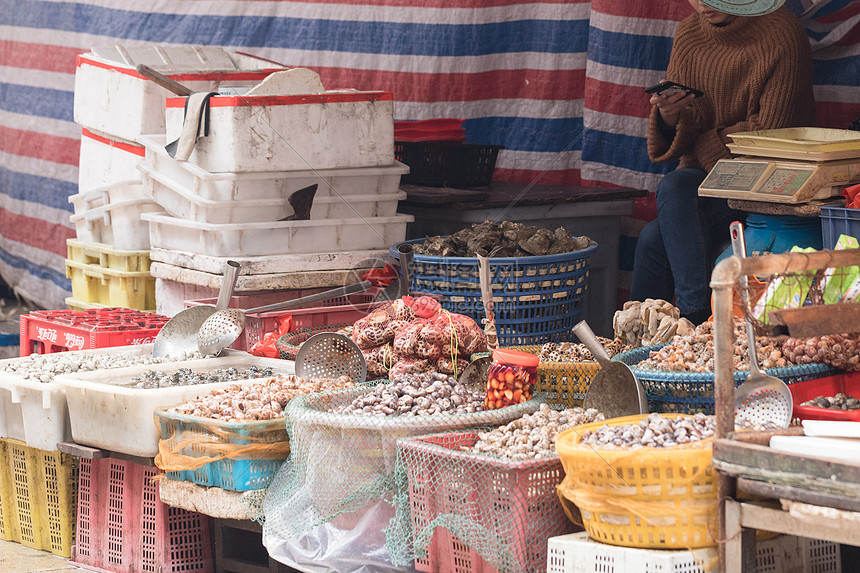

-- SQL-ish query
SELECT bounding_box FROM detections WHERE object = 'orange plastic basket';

[555,414,717,549]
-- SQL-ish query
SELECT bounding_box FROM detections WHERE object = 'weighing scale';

[698,128,860,204]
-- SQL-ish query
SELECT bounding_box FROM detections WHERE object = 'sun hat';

[700,0,786,16]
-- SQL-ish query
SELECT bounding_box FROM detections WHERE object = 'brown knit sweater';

[648,6,815,172]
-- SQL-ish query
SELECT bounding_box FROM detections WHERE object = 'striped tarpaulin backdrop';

[0,0,857,308]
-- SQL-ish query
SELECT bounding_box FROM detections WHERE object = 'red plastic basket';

[185,289,379,351]
[790,372,860,422]
[72,455,213,573]
[19,308,169,356]
[397,431,579,573]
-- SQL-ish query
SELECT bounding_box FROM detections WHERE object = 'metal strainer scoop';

[294,332,367,383]
[730,222,793,429]
[197,280,373,356]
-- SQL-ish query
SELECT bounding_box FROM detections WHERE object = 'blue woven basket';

[613,345,837,415]
[391,238,598,346]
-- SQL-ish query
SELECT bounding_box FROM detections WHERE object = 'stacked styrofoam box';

[70,46,288,311]
[133,71,411,317]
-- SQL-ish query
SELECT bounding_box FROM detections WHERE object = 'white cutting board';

[802,419,860,438]
[770,435,860,464]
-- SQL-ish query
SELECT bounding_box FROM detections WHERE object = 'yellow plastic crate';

[513,345,600,408]
[64,296,156,313]
[0,438,78,557]
[65,258,155,311]
[67,238,151,272]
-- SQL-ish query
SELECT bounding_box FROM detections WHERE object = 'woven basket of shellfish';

[390,234,598,346]
[514,340,632,408]
[612,320,837,415]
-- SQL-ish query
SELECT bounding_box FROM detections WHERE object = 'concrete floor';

[0,540,81,572]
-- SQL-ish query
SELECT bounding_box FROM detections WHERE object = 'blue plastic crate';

[155,408,289,492]
[613,345,837,415]
[390,239,598,346]
[820,205,860,249]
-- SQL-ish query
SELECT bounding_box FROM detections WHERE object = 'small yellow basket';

[555,414,717,549]
[513,345,600,408]
[0,438,78,557]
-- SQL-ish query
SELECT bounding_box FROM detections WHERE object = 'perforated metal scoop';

[730,222,792,429]
[294,332,367,383]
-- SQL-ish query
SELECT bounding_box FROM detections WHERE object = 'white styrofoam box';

[78,128,145,193]
[0,344,153,451]
[142,211,412,257]
[150,246,392,275]
[139,161,407,223]
[55,354,293,457]
[69,181,160,249]
[163,90,394,172]
[546,532,840,573]
[74,46,286,142]
[138,134,408,201]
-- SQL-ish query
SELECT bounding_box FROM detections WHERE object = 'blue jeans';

[630,168,743,316]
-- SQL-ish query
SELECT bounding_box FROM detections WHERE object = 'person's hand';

[650,85,696,128]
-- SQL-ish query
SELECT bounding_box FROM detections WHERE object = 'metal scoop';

[152,260,241,359]
[458,252,496,392]
[294,332,367,383]
[730,222,793,429]
[573,320,648,418]
[196,280,374,356]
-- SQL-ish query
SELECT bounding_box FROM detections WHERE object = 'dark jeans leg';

[631,168,741,315]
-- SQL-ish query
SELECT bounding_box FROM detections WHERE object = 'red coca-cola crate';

[19,308,170,356]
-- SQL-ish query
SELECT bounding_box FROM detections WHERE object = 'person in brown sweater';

[630,0,815,325]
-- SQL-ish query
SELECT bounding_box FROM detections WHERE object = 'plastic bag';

[250,314,294,358]
[843,182,860,209]
[263,497,414,573]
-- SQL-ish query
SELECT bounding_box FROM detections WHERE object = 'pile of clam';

[637,321,787,372]
[538,339,631,363]
[467,404,604,460]
[0,350,204,384]
[579,413,715,448]
[171,374,354,422]
[333,372,484,416]
[800,392,860,411]
[130,365,274,389]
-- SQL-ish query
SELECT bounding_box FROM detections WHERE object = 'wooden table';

[399,182,648,336]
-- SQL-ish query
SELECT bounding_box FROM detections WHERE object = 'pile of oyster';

[414,220,592,258]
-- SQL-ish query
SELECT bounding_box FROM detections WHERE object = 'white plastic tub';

[139,161,406,223]
[138,134,408,201]
[0,344,155,451]
[69,181,160,249]
[74,46,286,142]
[55,354,293,457]
[78,128,145,193]
[163,90,394,172]
[141,211,413,257]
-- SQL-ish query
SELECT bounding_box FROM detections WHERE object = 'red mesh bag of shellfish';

[362,343,399,379]
[393,310,488,359]
[351,298,417,349]
[388,357,435,379]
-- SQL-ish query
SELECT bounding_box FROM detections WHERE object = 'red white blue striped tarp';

[0,0,857,308]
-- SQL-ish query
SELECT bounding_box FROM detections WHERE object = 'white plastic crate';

[55,354,293,457]
[138,161,406,224]
[141,211,413,257]
[138,134,409,201]
[546,532,841,573]
[0,344,155,451]
[78,128,145,193]
[163,90,394,172]
[74,46,285,142]
[69,181,159,249]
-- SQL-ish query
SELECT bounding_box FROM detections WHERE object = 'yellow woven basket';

[555,414,717,549]
[512,345,600,408]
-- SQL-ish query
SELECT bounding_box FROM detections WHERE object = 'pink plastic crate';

[185,288,380,350]
[72,455,213,573]
[399,431,579,573]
